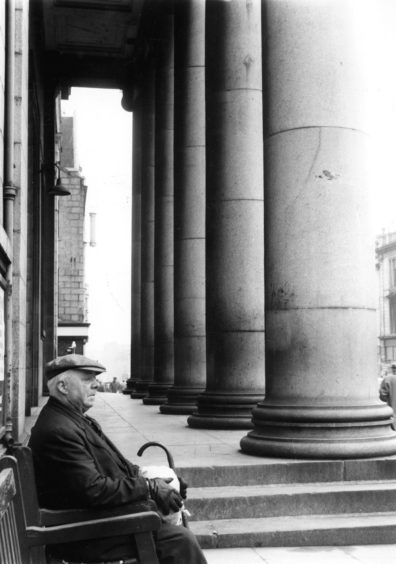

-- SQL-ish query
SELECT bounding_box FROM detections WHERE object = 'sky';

[366,1,396,235]
[62,88,132,373]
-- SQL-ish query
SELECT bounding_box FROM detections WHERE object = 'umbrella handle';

[137,441,176,470]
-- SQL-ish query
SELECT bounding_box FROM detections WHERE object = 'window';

[386,345,395,361]
[390,295,396,334]
[390,257,396,289]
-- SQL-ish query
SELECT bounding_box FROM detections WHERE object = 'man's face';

[62,369,99,412]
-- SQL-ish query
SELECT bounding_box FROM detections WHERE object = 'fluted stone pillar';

[125,102,142,395]
[132,65,156,399]
[144,14,175,405]
[161,0,206,415]
[188,0,265,429]
[241,0,396,458]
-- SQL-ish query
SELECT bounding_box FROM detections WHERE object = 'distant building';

[57,116,90,356]
[376,230,396,366]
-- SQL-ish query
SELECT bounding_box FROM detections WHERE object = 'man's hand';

[148,478,183,515]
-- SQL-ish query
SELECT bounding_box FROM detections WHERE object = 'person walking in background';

[109,376,122,393]
[380,362,396,429]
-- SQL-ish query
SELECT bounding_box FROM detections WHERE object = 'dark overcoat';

[28,396,155,561]
[29,396,149,510]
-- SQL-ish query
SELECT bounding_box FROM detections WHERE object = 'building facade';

[376,231,396,367]
[0,0,395,460]
[57,116,90,357]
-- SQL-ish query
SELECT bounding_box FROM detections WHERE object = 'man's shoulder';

[31,398,83,438]
[383,373,396,382]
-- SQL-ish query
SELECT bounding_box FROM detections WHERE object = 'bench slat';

[0,498,22,563]
[0,468,21,563]
[0,468,16,509]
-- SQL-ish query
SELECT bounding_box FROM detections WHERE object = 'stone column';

[161,0,206,415]
[126,101,142,395]
[42,84,57,369]
[132,65,156,399]
[188,0,265,429]
[241,0,396,458]
[144,13,175,405]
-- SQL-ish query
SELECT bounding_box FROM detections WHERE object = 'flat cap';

[46,354,106,380]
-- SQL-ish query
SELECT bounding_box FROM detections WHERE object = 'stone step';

[178,457,396,488]
[190,511,396,549]
[185,480,396,521]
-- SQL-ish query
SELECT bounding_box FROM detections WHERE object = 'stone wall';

[12,0,30,437]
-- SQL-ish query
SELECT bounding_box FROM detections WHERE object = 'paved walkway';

[203,545,396,563]
[26,392,396,563]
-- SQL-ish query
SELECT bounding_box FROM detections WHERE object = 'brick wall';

[57,115,88,325]
[58,172,88,323]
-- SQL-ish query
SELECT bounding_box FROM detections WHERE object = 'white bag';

[141,465,183,526]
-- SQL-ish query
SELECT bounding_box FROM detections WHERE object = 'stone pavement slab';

[204,548,265,563]
[88,393,259,467]
[203,545,396,563]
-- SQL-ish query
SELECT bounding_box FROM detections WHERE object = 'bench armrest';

[26,510,161,546]
[40,500,157,527]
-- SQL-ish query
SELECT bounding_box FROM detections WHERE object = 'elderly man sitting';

[29,354,207,564]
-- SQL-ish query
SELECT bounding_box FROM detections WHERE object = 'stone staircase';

[179,458,396,549]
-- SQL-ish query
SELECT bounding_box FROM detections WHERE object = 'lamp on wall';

[41,162,71,196]
[49,176,71,196]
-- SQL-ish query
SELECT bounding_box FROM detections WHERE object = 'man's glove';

[148,478,183,515]
[177,475,188,500]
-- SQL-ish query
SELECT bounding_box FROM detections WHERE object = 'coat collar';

[46,396,97,429]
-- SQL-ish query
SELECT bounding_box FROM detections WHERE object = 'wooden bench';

[0,445,161,564]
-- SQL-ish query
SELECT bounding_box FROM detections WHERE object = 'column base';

[143,384,171,406]
[159,386,204,415]
[122,378,136,395]
[240,401,396,459]
[130,380,151,399]
[160,404,194,415]
[187,390,264,430]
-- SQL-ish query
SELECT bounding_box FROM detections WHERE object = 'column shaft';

[241,0,396,458]
[189,0,265,429]
[126,102,142,395]
[161,0,206,415]
[132,64,156,399]
[144,14,175,405]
